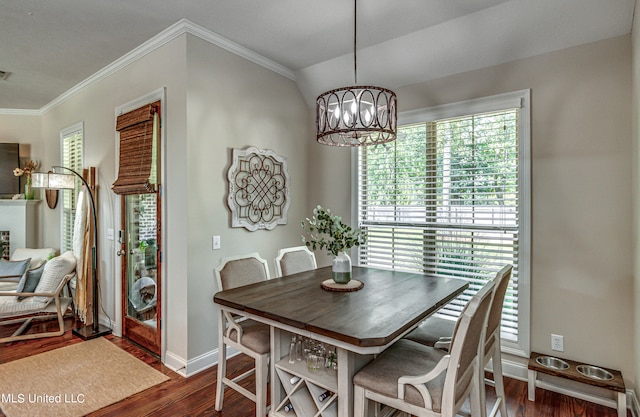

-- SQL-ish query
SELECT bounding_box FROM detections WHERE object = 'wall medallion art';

[227,146,290,231]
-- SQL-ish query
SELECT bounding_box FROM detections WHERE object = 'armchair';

[0,250,76,343]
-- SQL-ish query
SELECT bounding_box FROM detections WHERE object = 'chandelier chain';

[354,0,357,85]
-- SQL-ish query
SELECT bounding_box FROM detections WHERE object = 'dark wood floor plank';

[0,318,627,417]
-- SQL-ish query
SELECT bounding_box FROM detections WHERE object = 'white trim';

[0,108,40,116]
[0,19,295,116]
[631,390,640,417]
[182,19,295,81]
[164,346,241,378]
[398,90,527,126]
[59,121,84,252]
[113,87,167,363]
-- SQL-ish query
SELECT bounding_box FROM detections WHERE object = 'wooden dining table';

[214,265,468,417]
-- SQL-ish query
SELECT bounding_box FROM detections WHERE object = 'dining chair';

[353,278,495,417]
[405,264,513,417]
[273,245,317,277]
[214,252,271,417]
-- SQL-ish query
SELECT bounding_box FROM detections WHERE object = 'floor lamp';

[32,166,112,340]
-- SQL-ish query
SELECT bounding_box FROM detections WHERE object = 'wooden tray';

[321,279,364,292]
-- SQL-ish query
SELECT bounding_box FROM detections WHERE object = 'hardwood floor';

[0,317,628,417]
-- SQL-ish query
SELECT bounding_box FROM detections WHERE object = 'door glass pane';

[126,193,158,327]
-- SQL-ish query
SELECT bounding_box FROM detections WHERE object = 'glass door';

[121,192,161,355]
[118,101,162,356]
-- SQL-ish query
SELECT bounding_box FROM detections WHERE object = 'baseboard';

[500,357,636,415]
[630,389,639,417]
[164,346,240,378]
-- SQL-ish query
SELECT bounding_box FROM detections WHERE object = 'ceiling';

[0,0,635,111]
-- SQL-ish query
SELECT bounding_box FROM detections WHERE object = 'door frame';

[114,87,167,360]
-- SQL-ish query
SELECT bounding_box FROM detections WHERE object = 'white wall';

[632,0,640,402]
[39,35,189,358]
[181,35,311,362]
[309,35,635,385]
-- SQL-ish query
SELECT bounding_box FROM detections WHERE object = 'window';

[60,122,84,253]
[356,90,530,356]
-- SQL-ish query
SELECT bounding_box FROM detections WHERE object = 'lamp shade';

[316,85,397,146]
[31,172,76,190]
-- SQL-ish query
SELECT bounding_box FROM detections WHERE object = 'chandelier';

[316,0,397,146]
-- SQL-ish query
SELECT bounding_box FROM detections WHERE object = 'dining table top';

[214,265,468,348]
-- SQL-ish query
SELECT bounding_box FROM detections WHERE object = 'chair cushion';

[16,262,46,301]
[353,339,447,411]
[405,316,456,347]
[33,251,76,303]
[0,291,49,318]
[228,319,270,354]
[0,258,31,279]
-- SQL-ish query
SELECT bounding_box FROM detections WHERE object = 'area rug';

[0,337,169,417]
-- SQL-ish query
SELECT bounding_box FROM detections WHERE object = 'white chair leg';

[492,349,508,417]
[354,385,368,417]
[470,366,482,417]
[480,361,488,417]
[215,343,227,411]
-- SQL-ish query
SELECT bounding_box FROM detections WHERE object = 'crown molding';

[0,108,41,116]
[0,18,296,116]
[182,19,295,81]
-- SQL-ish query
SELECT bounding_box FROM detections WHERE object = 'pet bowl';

[535,356,570,370]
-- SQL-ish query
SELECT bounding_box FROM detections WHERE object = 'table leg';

[337,347,354,417]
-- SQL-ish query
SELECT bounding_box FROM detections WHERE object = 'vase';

[24,177,34,200]
[332,251,352,284]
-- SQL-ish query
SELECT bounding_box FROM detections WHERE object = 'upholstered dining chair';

[274,245,317,277]
[353,278,495,417]
[214,252,271,417]
[405,264,513,417]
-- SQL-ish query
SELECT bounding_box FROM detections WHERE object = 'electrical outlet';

[213,235,221,250]
[551,334,564,352]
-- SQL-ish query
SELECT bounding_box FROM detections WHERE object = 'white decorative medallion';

[227,147,290,231]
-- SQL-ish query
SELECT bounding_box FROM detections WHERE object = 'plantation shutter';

[112,101,159,195]
[61,128,83,252]
[358,107,521,343]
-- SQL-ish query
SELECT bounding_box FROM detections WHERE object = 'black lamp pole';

[52,166,111,340]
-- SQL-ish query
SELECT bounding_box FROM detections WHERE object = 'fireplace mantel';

[0,199,41,256]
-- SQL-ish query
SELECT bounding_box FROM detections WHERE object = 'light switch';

[213,235,221,250]
[107,228,115,241]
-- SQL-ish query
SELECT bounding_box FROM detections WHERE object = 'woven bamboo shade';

[112,102,159,195]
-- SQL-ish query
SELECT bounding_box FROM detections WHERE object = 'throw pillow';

[0,258,31,278]
[33,251,77,303]
[16,262,46,301]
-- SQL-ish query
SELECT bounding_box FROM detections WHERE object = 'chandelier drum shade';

[315,0,397,147]
[316,86,397,146]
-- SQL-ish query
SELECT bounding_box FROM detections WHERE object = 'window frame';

[59,121,84,253]
[351,89,531,357]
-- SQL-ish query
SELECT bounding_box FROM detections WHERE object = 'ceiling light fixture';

[315,0,397,147]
